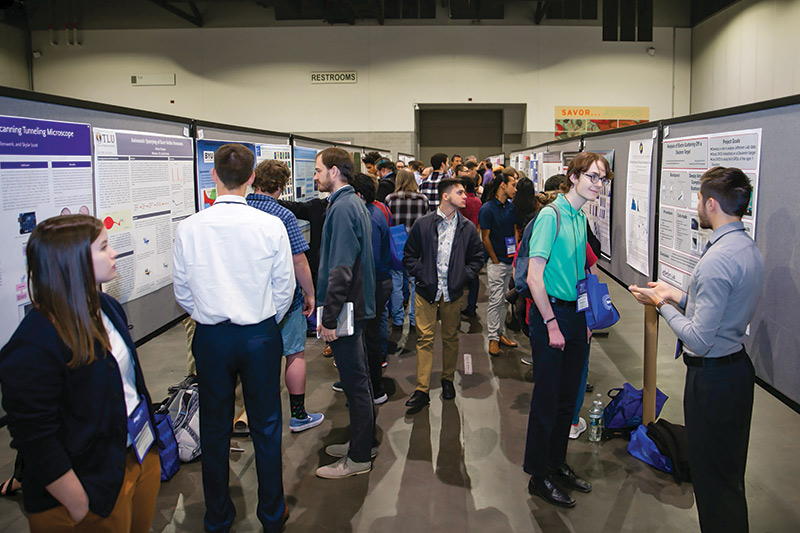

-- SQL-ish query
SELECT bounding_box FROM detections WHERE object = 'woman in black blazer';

[0,215,160,532]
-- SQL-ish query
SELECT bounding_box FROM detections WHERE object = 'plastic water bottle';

[588,394,604,443]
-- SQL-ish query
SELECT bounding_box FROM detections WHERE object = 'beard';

[697,207,712,229]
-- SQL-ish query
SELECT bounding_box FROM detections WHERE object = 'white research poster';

[93,128,195,304]
[0,115,93,345]
[657,128,761,292]
[625,138,654,276]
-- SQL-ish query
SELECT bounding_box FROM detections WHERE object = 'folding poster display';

[293,145,319,201]
[94,128,194,304]
[195,138,256,210]
[256,143,293,201]
[658,129,761,292]
[0,115,93,344]
[540,151,562,192]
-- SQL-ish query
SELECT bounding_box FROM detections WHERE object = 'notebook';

[316,302,354,338]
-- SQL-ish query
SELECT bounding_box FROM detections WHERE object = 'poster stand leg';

[643,306,659,425]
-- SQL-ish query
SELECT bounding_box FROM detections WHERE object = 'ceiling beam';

[147,0,203,27]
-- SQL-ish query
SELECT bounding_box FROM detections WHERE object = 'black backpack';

[646,419,692,484]
[514,203,560,299]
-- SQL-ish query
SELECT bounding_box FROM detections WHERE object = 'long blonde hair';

[395,169,418,193]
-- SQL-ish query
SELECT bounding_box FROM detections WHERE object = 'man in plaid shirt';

[419,152,449,212]
[246,159,324,433]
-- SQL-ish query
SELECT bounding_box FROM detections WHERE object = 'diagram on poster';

[94,128,194,304]
[0,115,93,345]
[256,143,293,201]
[658,128,761,292]
[564,150,615,258]
[294,146,319,201]
[625,139,654,276]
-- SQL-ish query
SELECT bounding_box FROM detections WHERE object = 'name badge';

[127,395,155,464]
[505,236,516,257]
[576,279,589,312]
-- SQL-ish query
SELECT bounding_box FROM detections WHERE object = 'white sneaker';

[569,417,587,439]
[373,393,388,405]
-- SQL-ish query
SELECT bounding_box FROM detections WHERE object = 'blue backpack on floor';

[514,204,560,298]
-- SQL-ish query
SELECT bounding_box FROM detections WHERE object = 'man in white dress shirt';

[173,143,294,533]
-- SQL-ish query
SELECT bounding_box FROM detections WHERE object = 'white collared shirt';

[173,195,295,326]
[435,208,458,302]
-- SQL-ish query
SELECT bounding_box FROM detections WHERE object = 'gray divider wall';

[0,93,192,344]
[664,103,800,406]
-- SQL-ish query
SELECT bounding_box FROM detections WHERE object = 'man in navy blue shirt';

[351,173,394,404]
[247,159,324,433]
[478,169,519,356]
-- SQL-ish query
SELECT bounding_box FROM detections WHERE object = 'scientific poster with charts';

[564,150,615,258]
[293,146,319,201]
[625,138,654,276]
[658,128,761,293]
[0,115,93,344]
[255,143,293,201]
[195,139,256,210]
[94,128,194,304]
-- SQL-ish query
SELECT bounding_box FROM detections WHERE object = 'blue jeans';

[572,344,590,424]
[390,269,415,326]
[193,318,286,532]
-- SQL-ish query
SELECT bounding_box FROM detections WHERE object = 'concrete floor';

[1,272,799,532]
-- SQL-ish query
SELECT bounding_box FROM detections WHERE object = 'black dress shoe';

[441,379,455,400]
[405,390,430,408]
[555,463,592,493]
[528,475,575,508]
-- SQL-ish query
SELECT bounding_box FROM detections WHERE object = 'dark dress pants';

[330,321,376,462]
[684,352,754,533]
[523,302,589,477]
[365,278,393,397]
[193,318,285,533]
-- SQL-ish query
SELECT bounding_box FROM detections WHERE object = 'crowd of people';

[0,144,763,533]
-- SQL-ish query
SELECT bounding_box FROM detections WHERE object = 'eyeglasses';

[581,172,611,186]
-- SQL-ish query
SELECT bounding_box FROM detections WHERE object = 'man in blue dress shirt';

[630,166,764,533]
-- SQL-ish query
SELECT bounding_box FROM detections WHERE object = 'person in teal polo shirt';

[523,152,613,509]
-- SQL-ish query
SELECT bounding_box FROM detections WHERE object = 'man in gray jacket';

[314,147,378,479]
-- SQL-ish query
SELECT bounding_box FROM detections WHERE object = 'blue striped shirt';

[246,193,309,314]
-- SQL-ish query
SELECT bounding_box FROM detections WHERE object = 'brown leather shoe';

[489,340,500,356]
[499,335,518,347]
[322,344,332,357]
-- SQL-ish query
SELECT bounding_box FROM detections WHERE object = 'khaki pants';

[414,293,464,393]
[28,449,160,533]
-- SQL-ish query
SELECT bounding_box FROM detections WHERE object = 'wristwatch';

[544,316,556,325]
[655,300,669,313]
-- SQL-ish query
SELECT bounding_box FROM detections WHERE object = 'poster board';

[0,115,93,345]
[663,106,796,404]
[93,127,194,304]
[657,129,761,293]
[0,88,193,343]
